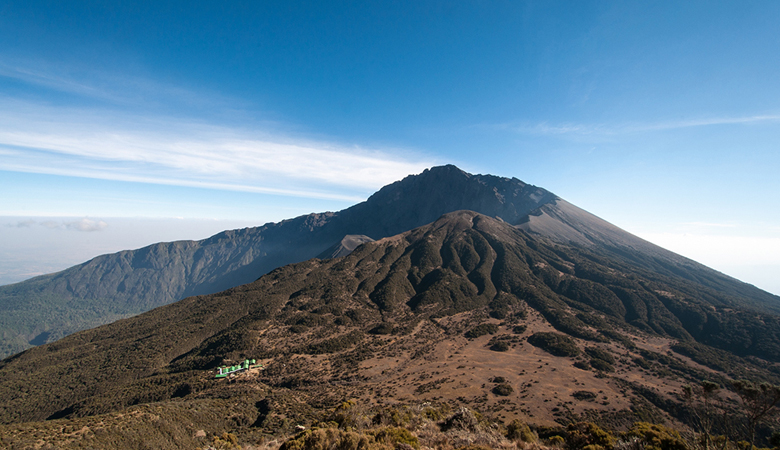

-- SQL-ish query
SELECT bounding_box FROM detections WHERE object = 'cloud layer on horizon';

[8,218,108,232]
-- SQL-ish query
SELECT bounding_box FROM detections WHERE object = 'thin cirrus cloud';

[0,125,433,201]
[496,115,780,137]
[0,59,237,110]
[0,60,435,200]
[0,63,119,103]
[0,105,435,202]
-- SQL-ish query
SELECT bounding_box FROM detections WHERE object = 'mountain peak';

[2,165,778,360]
[351,165,555,237]
[421,163,471,177]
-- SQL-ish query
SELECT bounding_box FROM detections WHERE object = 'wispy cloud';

[0,63,119,102]
[0,101,434,202]
[0,118,433,200]
[0,59,237,111]
[0,60,435,201]
[496,115,780,137]
[624,115,780,133]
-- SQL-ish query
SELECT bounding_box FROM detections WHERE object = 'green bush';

[590,359,615,373]
[465,323,499,339]
[574,360,591,370]
[507,419,535,442]
[279,427,378,450]
[572,391,598,401]
[566,422,615,450]
[548,435,566,446]
[371,426,420,449]
[626,422,687,450]
[212,432,240,450]
[492,383,514,396]
[527,332,580,357]
[368,323,394,335]
[490,341,510,352]
[585,347,615,364]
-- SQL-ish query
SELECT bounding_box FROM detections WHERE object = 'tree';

[682,381,721,450]
[731,380,780,448]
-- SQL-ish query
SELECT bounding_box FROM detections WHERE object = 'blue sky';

[1,1,779,294]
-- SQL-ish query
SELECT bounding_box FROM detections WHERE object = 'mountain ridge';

[1,165,778,359]
[0,165,559,357]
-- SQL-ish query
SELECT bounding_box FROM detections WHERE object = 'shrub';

[465,323,499,339]
[328,400,370,430]
[512,325,527,334]
[590,359,615,373]
[441,407,480,432]
[212,432,240,450]
[372,426,420,449]
[372,407,415,428]
[625,422,687,450]
[585,347,616,364]
[304,331,363,354]
[492,384,514,396]
[574,360,591,370]
[507,419,535,442]
[368,323,394,335]
[548,435,566,447]
[490,342,510,352]
[566,422,615,450]
[279,428,378,450]
[527,332,580,357]
[289,325,308,334]
[572,391,598,401]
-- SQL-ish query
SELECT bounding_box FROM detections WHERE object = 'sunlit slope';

[2,211,780,428]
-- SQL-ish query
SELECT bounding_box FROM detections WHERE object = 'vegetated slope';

[2,211,780,440]
[0,165,557,358]
[2,164,778,359]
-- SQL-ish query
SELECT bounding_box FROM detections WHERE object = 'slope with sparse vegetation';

[2,211,780,450]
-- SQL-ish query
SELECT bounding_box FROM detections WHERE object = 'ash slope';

[2,211,780,431]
